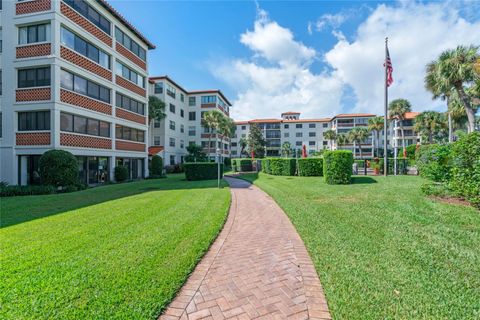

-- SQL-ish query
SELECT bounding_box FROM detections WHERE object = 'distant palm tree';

[425,45,479,133]
[367,116,384,157]
[281,141,292,157]
[389,98,412,157]
[148,95,166,124]
[202,110,224,157]
[239,137,248,157]
[218,116,235,159]
[413,111,448,143]
[336,134,348,148]
[322,129,337,150]
[347,127,370,158]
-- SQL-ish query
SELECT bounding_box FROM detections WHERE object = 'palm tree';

[218,116,235,160]
[367,116,384,157]
[202,110,224,158]
[281,142,292,157]
[347,127,370,158]
[426,45,479,133]
[239,137,247,157]
[389,98,412,157]
[413,111,448,143]
[322,129,337,150]
[148,95,166,124]
[336,134,348,148]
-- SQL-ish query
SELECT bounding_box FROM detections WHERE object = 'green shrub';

[416,144,452,182]
[165,164,184,174]
[184,162,224,181]
[224,157,231,168]
[39,150,78,187]
[449,132,480,208]
[150,155,163,176]
[298,158,323,176]
[0,184,56,197]
[421,182,451,198]
[323,150,353,184]
[405,144,418,160]
[114,166,128,182]
[264,158,296,176]
[263,158,271,174]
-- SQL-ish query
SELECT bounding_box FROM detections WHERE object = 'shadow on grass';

[351,176,378,184]
[1,174,229,228]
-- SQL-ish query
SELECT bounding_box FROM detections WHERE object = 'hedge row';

[297,158,323,176]
[232,159,254,172]
[263,158,296,176]
[323,150,353,184]
[184,162,224,181]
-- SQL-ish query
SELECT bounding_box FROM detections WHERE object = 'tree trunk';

[376,131,380,158]
[358,141,363,159]
[456,84,475,133]
[400,124,405,158]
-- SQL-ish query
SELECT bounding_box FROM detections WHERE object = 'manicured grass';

[239,173,480,319]
[0,175,230,319]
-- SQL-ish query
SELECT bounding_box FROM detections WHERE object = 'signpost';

[216,148,221,189]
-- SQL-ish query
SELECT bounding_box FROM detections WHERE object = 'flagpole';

[383,37,388,176]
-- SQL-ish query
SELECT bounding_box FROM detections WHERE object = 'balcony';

[16,0,51,15]
[16,87,51,102]
[16,43,51,59]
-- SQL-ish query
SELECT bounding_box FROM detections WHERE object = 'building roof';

[283,118,331,123]
[96,0,155,49]
[332,113,376,119]
[148,146,164,156]
[189,90,232,107]
[281,111,301,115]
[404,112,421,120]
[149,76,189,94]
[235,117,331,125]
[249,119,282,123]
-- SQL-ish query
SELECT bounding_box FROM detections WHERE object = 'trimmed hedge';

[184,162,224,181]
[114,166,128,182]
[0,184,56,197]
[263,158,296,176]
[150,155,163,176]
[232,159,253,172]
[39,150,78,187]
[298,158,323,176]
[323,150,353,184]
[416,144,452,182]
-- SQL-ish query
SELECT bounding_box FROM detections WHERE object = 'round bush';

[115,166,129,182]
[416,144,452,182]
[39,150,78,187]
[323,150,353,184]
[150,155,163,176]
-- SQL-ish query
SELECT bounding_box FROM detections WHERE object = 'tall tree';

[281,141,292,157]
[322,129,337,151]
[247,124,266,158]
[389,98,412,157]
[425,45,479,133]
[218,116,235,159]
[336,134,348,147]
[367,116,384,157]
[148,95,166,124]
[239,137,248,157]
[202,110,224,157]
[347,127,370,158]
[413,111,448,143]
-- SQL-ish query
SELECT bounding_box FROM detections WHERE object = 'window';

[116,62,145,88]
[201,95,216,104]
[309,123,316,128]
[115,125,144,142]
[115,93,145,115]
[284,124,289,129]
[188,126,196,136]
[169,138,175,147]
[189,111,196,121]
[61,27,110,69]
[18,111,50,131]
[18,67,50,88]
[180,124,184,133]
[296,141,302,146]
[169,120,175,130]
[323,123,328,128]
[296,132,303,137]
[166,84,176,98]
[115,27,146,61]
[154,120,160,128]
[309,132,316,137]
[231,142,237,147]
[64,0,111,34]
[153,136,160,146]
[188,97,196,106]
[0,70,2,95]
[19,23,50,45]
[284,132,289,138]
[0,29,2,53]
[180,109,184,118]
[241,125,246,130]
[60,70,110,103]
[180,140,184,148]
[309,141,315,146]
[169,103,175,113]
[170,155,175,165]
[60,113,109,138]
[296,124,302,129]
[0,113,2,138]
[154,82,163,94]
[180,94,184,102]
[323,141,328,146]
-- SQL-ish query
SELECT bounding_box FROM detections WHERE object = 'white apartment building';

[148,76,232,165]
[330,113,375,158]
[0,0,154,185]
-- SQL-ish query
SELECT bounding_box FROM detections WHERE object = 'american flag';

[384,47,393,87]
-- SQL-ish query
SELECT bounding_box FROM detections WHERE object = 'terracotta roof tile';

[148,146,164,156]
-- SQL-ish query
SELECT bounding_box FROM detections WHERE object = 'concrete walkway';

[159,177,331,320]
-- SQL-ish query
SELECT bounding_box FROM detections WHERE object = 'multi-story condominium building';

[148,76,232,165]
[0,0,154,185]
[231,112,331,157]
[390,112,421,148]
[330,113,375,158]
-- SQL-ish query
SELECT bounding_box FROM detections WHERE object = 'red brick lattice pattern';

[60,2,112,47]
[116,75,146,97]
[16,0,51,15]
[160,177,331,320]
[16,132,51,146]
[61,46,112,81]
[16,43,51,59]
[16,88,51,102]
[116,42,147,71]
[115,108,146,125]
[115,140,145,152]
[60,89,112,115]
[60,133,112,149]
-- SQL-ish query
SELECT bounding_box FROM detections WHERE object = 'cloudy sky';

[111,0,480,120]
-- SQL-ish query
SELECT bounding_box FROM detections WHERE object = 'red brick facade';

[16,43,51,59]
[16,0,51,15]
[115,42,147,71]
[116,140,146,152]
[201,103,217,109]
[60,2,112,47]
[61,46,112,81]
[115,108,147,125]
[16,132,51,146]
[115,75,146,97]
[60,133,112,149]
[60,89,112,115]
[16,88,51,102]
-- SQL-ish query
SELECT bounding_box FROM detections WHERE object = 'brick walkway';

[159,177,331,320]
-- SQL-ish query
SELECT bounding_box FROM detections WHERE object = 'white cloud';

[312,13,349,32]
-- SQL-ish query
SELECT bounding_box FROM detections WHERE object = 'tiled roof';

[249,119,282,123]
[148,146,164,156]
[235,118,331,125]
[281,111,301,115]
[332,113,376,119]
[404,112,421,120]
[283,118,331,123]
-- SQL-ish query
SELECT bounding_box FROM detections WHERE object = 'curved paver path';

[160,177,331,320]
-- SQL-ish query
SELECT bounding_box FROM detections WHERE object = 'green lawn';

[0,175,230,319]
[239,173,480,319]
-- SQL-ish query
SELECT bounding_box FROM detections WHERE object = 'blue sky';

[110,0,480,120]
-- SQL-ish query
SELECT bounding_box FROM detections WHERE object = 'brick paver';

[159,177,331,320]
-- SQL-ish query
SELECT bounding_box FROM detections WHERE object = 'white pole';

[394,119,398,176]
[217,149,221,188]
